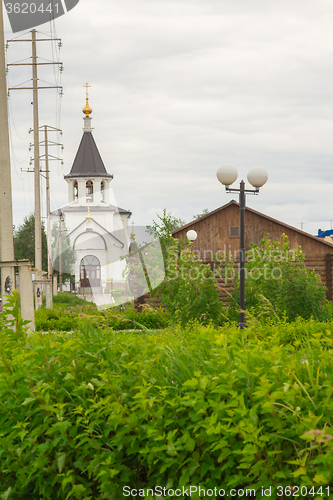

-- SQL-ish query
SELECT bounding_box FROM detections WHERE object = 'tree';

[146,209,186,267]
[14,213,48,270]
[193,208,210,220]
[144,209,222,325]
[160,240,222,325]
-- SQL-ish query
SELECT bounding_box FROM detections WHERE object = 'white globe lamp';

[186,229,197,242]
[247,166,268,188]
[216,164,238,186]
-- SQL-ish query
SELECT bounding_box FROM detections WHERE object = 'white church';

[51,92,132,297]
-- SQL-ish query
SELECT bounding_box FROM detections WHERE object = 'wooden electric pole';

[7,30,62,274]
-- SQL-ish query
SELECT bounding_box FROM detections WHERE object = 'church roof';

[53,204,131,215]
[64,132,113,179]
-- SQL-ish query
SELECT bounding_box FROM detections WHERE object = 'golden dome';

[82,97,92,117]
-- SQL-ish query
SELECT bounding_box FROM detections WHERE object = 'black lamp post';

[217,164,268,329]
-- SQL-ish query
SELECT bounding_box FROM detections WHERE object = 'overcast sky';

[4,0,333,236]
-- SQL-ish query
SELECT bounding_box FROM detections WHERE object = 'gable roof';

[172,200,333,249]
[64,131,113,179]
[52,204,131,216]
[67,217,125,248]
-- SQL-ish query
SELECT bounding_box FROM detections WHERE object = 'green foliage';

[35,306,80,332]
[158,240,223,326]
[52,293,87,306]
[35,300,169,332]
[192,208,210,219]
[146,208,186,263]
[1,304,333,498]
[229,234,328,322]
[100,305,170,330]
[14,213,48,270]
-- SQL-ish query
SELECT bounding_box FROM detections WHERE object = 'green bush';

[35,302,169,332]
[96,305,169,330]
[229,234,328,323]
[35,306,80,332]
[53,292,88,306]
[157,240,223,326]
[1,298,333,498]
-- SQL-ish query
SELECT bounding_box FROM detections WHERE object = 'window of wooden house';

[86,180,93,202]
[229,226,239,237]
[73,181,78,202]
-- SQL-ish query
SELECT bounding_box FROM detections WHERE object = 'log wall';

[134,253,333,310]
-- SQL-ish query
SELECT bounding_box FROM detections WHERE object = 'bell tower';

[64,83,113,207]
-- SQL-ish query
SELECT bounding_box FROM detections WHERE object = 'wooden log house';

[172,201,333,303]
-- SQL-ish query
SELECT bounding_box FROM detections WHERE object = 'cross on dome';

[82,82,92,117]
[83,82,91,98]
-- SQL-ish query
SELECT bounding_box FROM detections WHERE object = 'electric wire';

[8,96,30,142]
[7,29,32,41]
[9,78,33,88]
[6,44,31,222]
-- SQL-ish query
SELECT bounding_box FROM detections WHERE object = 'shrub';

[52,292,88,306]
[35,301,169,332]
[1,310,333,498]
[35,306,80,331]
[156,239,223,326]
[100,305,170,330]
[229,234,328,322]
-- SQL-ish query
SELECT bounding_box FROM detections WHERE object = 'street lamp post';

[217,164,268,329]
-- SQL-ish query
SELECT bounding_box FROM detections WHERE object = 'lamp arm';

[225,187,259,194]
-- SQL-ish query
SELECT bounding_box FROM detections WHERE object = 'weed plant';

[35,298,169,332]
[228,235,329,323]
[1,294,333,498]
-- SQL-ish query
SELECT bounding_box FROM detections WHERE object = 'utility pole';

[32,30,41,272]
[45,125,50,277]
[7,30,62,274]
[0,0,15,298]
[25,125,63,279]
[58,209,64,292]
[41,125,63,278]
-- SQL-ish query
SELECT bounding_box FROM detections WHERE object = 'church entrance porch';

[80,255,101,288]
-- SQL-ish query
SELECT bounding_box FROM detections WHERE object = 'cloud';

[4,0,333,240]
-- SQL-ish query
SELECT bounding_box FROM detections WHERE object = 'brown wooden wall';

[173,203,333,260]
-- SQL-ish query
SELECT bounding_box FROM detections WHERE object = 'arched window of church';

[86,180,93,202]
[73,181,78,202]
[101,181,105,202]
